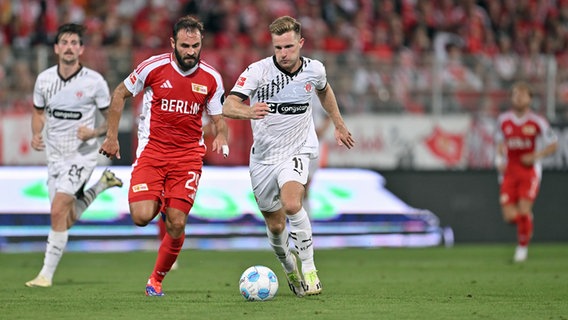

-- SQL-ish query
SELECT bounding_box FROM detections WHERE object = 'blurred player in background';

[99,16,229,296]
[26,23,123,288]
[223,16,354,297]
[495,81,557,262]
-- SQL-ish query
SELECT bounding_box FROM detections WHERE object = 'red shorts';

[499,167,540,205]
[128,155,203,214]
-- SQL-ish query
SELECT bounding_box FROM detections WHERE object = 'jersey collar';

[273,56,304,77]
[57,64,83,82]
[170,53,199,76]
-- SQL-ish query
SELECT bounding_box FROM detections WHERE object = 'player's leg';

[26,163,93,287]
[157,198,179,270]
[146,204,188,297]
[262,208,305,297]
[279,155,321,295]
[281,181,321,295]
[145,165,200,296]
[67,169,123,228]
[514,199,535,262]
[128,158,164,227]
[513,173,539,262]
[251,161,304,297]
[25,192,75,288]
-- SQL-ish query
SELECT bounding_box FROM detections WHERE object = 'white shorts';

[47,156,97,202]
[250,154,311,212]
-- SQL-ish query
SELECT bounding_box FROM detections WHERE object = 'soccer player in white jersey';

[223,16,355,296]
[99,16,229,296]
[495,82,557,262]
[25,23,123,288]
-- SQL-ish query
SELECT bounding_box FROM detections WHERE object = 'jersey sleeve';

[537,116,557,146]
[313,60,328,91]
[94,73,111,109]
[206,71,225,116]
[124,54,167,96]
[32,74,45,109]
[123,69,146,97]
[229,61,262,99]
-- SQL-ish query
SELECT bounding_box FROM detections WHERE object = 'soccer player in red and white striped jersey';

[99,16,229,296]
[495,82,557,262]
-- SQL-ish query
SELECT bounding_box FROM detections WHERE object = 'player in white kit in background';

[25,23,123,288]
[223,16,355,297]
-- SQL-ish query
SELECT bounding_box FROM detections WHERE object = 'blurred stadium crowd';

[1,0,568,120]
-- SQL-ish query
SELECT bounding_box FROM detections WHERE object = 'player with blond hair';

[223,16,354,296]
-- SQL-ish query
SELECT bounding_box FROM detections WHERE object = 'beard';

[174,47,200,71]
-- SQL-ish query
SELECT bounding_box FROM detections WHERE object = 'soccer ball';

[239,265,279,301]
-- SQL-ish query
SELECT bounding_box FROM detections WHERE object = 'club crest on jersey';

[129,73,137,85]
[192,83,207,94]
[236,76,246,87]
[132,183,149,193]
[522,124,536,135]
[305,82,313,93]
[76,91,83,99]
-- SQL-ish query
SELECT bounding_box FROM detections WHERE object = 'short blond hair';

[269,16,301,36]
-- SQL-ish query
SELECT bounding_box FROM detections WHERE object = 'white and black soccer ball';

[239,265,279,301]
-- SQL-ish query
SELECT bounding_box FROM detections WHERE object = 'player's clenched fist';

[31,133,45,151]
[99,138,121,159]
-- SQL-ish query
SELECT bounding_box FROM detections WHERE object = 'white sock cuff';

[49,230,69,240]
[286,207,308,224]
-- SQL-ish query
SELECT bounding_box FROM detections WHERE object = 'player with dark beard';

[99,16,229,296]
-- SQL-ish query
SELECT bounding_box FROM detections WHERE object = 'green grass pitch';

[1,244,567,320]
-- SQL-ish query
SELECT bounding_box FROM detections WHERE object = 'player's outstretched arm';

[210,114,230,158]
[99,82,132,160]
[31,107,46,151]
[316,83,355,149]
[222,95,269,120]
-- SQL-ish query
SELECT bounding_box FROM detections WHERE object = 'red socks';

[157,216,167,241]
[151,232,185,282]
[516,214,533,246]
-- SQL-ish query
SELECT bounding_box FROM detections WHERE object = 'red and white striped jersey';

[125,53,224,160]
[496,110,557,171]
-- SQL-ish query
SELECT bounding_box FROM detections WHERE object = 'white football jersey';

[33,65,110,163]
[230,56,327,164]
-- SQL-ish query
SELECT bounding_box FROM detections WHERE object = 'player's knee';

[130,214,151,227]
[281,201,302,216]
[168,219,186,233]
[266,221,286,235]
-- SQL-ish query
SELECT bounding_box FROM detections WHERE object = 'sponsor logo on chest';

[160,99,200,114]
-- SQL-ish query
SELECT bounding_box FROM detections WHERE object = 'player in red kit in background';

[99,16,229,296]
[495,81,557,262]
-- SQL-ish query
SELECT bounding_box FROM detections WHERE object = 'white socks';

[75,179,107,220]
[287,208,316,272]
[267,227,296,273]
[39,230,68,281]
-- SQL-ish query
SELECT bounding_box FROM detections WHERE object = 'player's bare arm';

[210,114,230,158]
[99,82,132,159]
[77,109,110,141]
[520,141,558,166]
[31,107,46,151]
[223,94,270,120]
[495,142,507,173]
[316,83,355,149]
